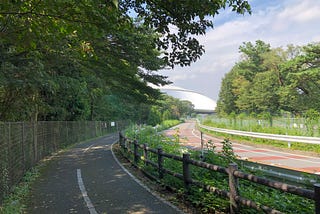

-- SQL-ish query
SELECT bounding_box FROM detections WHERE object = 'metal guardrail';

[119,133,320,214]
[199,124,320,144]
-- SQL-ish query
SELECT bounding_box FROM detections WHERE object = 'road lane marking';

[191,128,320,165]
[77,169,98,214]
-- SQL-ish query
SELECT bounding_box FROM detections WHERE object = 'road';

[199,123,320,144]
[26,134,181,214]
[163,121,320,175]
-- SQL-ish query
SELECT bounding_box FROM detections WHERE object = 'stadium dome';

[153,85,216,113]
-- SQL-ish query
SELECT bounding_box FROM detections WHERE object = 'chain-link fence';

[0,121,125,204]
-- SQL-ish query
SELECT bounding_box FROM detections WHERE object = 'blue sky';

[159,0,320,101]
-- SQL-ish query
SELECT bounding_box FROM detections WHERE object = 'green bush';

[122,125,315,213]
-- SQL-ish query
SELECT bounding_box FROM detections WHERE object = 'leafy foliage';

[0,168,40,213]
[1,0,166,121]
[120,0,251,67]
[1,0,251,122]
[217,41,320,118]
[122,125,315,213]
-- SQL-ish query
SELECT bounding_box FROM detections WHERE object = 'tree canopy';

[0,0,251,122]
[216,40,320,117]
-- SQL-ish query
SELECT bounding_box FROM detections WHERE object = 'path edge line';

[110,140,184,214]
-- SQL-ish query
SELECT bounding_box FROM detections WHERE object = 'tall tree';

[279,43,320,113]
[1,0,251,121]
[120,0,251,67]
[217,41,320,117]
[232,75,252,112]
[216,68,238,115]
[238,40,271,80]
[250,71,280,114]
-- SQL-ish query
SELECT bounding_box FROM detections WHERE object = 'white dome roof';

[154,85,216,113]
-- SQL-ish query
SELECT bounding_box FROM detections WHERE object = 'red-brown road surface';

[163,121,320,175]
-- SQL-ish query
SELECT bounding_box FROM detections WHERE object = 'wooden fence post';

[143,144,148,166]
[133,140,139,164]
[183,153,191,192]
[119,132,122,147]
[157,148,164,179]
[315,183,320,214]
[123,138,128,152]
[228,163,239,214]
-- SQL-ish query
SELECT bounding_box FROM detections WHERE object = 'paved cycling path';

[26,134,181,214]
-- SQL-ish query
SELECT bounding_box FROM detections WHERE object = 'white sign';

[111,122,115,127]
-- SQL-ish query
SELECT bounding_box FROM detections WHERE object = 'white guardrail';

[198,123,320,145]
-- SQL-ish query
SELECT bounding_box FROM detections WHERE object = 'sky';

[158,0,320,101]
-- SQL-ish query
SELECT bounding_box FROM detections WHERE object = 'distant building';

[154,85,216,113]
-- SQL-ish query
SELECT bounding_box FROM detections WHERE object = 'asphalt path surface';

[164,121,320,175]
[26,134,181,214]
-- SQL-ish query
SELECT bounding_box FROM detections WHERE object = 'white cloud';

[312,35,320,42]
[159,0,320,100]
[277,1,320,23]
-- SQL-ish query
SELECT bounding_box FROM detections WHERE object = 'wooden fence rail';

[119,132,320,214]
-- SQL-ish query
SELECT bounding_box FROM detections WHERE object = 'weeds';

[0,168,40,214]
[122,124,315,213]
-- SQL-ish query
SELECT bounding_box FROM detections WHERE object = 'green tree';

[0,0,251,121]
[120,0,251,67]
[232,75,252,112]
[178,100,194,118]
[148,106,162,126]
[250,71,280,114]
[216,68,238,115]
[279,43,320,113]
[238,40,271,80]
[0,1,166,121]
[217,41,320,118]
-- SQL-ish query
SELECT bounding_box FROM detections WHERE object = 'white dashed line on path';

[77,169,98,214]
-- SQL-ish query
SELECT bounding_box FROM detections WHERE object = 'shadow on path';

[26,134,181,214]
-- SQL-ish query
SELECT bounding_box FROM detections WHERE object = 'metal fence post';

[183,153,191,192]
[8,122,12,187]
[157,148,164,179]
[315,183,320,214]
[21,122,26,174]
[228,163,239,214]
[33,122,38,163]
[200,131,204,159]
[65,121,68,144]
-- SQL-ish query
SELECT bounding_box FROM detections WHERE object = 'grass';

[202,116,320,137]
[199,127,320,155]
[120,124,316,213]
[0,168,40,214]
[200,116,320,155]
